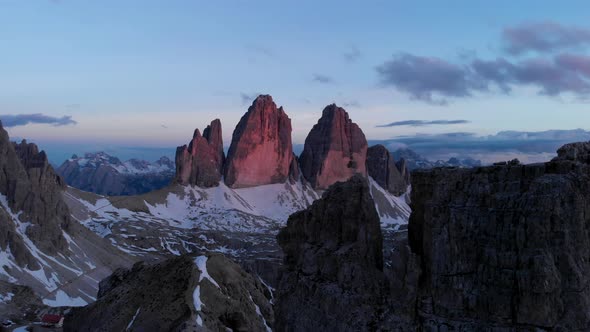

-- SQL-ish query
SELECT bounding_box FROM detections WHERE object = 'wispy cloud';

[0,114,77,127]
[343,46,361,62]
[377,119,470,127]
[503,21,590,55]
[342,100,361,108]
[244,44,276,58]
[312,74,335,84]
[240,92,261,105]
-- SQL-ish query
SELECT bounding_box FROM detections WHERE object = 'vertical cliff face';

[276,175,386,331]
[175,119,224,187]
[366,144,409,196]
[409,144,590,330]
[224,95,294,188]
[0,131,69,260]
[299,104,367,190]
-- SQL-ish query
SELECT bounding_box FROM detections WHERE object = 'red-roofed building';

[41,314,64,328]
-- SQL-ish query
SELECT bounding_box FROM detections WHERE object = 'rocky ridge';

[175,119,224,187]
[0,121,133,307]
[65,254,273,332]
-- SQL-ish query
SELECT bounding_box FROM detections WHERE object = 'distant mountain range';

[54,145,479,198]
[392,148,481,170]
[56,152,175,196]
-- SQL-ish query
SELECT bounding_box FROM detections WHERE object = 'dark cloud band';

[0,114,77,127]
[377,119,470,127]
[503,21,590,55]
[377,22,590,104]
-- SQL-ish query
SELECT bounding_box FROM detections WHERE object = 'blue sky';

[2,1,590,163]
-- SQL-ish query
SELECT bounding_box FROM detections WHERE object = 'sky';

[2,0,590,163]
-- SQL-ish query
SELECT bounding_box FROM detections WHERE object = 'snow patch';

[249,294,272,332]
[193,285,203,326]
[126,307,141,331]
[0,291,14,303]
[43,289,88,307]
[195,256,219,288]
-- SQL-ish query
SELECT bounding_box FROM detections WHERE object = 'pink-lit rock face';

[175,119,224,187]
[299,104,368,190]
[224,95,294,188]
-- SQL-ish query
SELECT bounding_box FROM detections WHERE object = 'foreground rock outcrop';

[409,142,590,330]
[176,119,225,187]
[65,254,273,332]
[0,131,69,263]
[299,104,367,190]
[276,175,387,331]
[275,142,590,331]
[0,121,133,301]
[224,95,294,188]
[366,144,409,196]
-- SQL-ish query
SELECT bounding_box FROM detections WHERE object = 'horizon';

[3,1,590,163]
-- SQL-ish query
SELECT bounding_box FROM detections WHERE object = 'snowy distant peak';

[65,152,174,175]
[154,156,174,169]
[392,148,481,170]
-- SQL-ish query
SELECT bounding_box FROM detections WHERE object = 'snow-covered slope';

[0,194,133,307]
[63,152,174,175]
[64,177,410,260]
[56,152,175,196]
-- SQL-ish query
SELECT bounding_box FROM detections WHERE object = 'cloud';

[342,100,361,108]
[312,74,335,84]
[378,52,590,103]
[0,114,77,127]
[244,44,276,58]
[343,46,361,62]
[472,56,590,97]
[371,128,590,164]
[502,21,590,55]
[377,119,470,127]
[377,22,590,104]
[240,92,261,105]
[376,53,481,105]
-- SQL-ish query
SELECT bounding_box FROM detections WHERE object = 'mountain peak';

[299,104,368,189]
[175,119,224,187]
[224,95,294,188]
